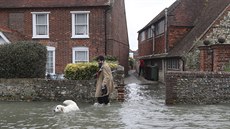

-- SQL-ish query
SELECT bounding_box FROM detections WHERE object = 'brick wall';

[199,44,230,72]
[166,71,230,105]
[154,35,165,54]
[0,11,8,27]
[168,26,191,49]
[1,1,129,75]
[106,0,129,75]
[1,7,107,74]
[138,38,153,56]
[198,46,213,71]
[212,44,230,71]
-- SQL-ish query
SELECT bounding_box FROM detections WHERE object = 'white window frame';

[71,11,90,39]
[72,47,89,63]
[46,46,55,75]
[0,32,10,44]
[32,12,50,39]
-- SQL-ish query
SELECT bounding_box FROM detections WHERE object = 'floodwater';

[1,73,230,129]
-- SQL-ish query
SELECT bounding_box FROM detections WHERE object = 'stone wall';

[0,66,125,102]
[166,71,230,105]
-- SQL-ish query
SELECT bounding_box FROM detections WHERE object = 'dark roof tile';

[0,0,110,8]
[167,0,230,57]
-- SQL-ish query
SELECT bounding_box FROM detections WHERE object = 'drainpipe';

[104,6,110,55]
[164,8,168,53]
[151,25,155,53]
[163,8,168,82]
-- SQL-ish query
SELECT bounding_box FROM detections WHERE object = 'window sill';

[32,35,49,39]
[71,35,89,39]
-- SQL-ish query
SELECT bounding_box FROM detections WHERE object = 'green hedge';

[0,41,47,78]
[64,62,118,80]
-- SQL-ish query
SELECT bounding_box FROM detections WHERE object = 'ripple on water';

[1,82,230,129]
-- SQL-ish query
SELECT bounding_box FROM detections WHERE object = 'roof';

[138,1,180,33]
[138,0,205,33]
[167,0,230,57]
[0,26,26,43]
[0,0,110,9]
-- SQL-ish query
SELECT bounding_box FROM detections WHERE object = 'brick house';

[0,0,129,76]
[137,0,230,82]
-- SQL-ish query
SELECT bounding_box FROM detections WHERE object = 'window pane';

[46,51,54,73]
[167,59,179,70]
[76,14,87,24]
[37,25,47,35]
[75,51,88,63]
[140,32,145,41]
[36,14,47,24]
[75,25,87,35]
[156,20,164,35]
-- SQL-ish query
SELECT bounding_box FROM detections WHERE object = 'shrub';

[92,55,118,62]
[0,41,47,78]
[129,57,135,69]
[184,40,201,71]
[64,62,118,80]
[224,62,230,72]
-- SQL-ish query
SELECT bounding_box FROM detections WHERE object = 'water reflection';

[0,82,230,129]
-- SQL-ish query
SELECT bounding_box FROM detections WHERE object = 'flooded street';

[1,71,230,129]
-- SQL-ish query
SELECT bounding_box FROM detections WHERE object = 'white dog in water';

[54,100,79,113]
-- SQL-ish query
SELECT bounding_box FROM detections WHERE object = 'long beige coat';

[95,62,114,97]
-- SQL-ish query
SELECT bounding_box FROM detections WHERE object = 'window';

[167,59,180,70]
[147,27,153,39]
[46,46,55,74]
[155,20,165,35]
[72,47,89,63]
[140,31,145,41]
[32,12,50,38]
[0,32,10,44]
[71,11,90,38]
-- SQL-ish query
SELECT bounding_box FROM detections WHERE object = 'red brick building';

[0,0,129,76]
[137,0,230,82]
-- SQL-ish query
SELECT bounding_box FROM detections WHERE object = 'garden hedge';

[0,41,47,78]
[64,62,118,80]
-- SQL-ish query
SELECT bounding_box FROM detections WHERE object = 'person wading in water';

[95,55,114,105]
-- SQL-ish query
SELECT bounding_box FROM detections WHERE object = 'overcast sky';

[125,0,176,51]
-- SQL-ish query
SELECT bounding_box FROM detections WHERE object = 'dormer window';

[32,12,50,39]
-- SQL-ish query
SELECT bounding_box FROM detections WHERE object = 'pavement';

[124,70,159,85]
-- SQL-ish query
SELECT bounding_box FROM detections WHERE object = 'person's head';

[97,55,105,68]
[97,55,105,62]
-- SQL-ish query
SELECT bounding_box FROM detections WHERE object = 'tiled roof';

[0,0,110,8]
[0,26,26,43]
[167,0,230,57]
[138,0,206,32]
[138,1,180,32]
